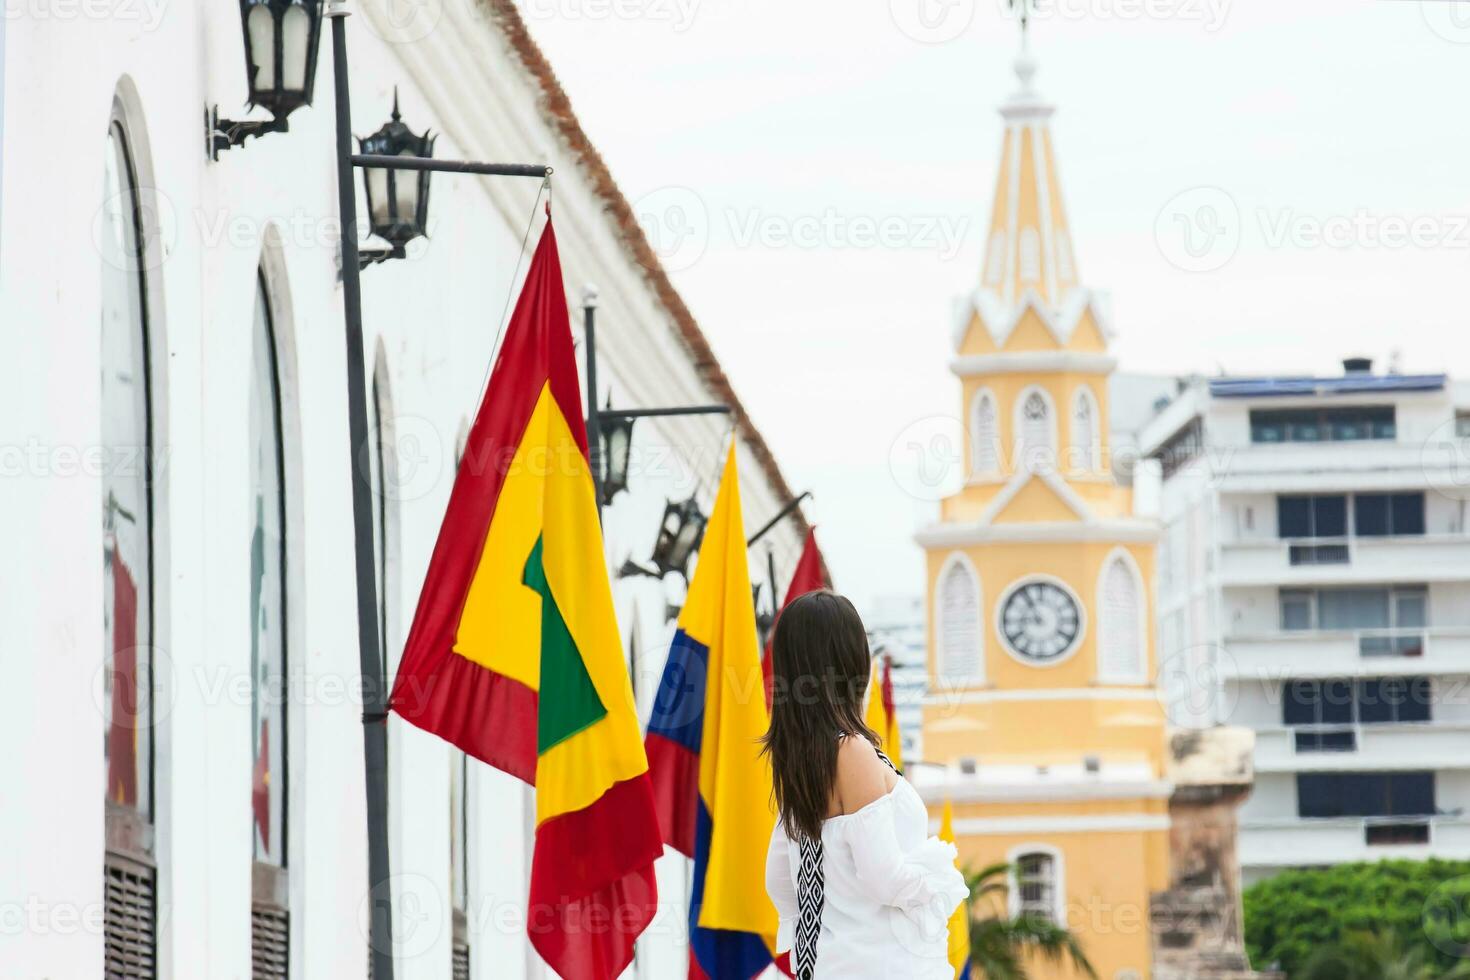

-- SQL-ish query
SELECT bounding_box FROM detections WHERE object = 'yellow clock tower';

[916,49,1169,980]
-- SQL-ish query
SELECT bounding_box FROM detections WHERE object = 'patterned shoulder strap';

[791,740,900,978]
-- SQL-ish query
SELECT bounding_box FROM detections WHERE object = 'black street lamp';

[209,0,326,158]
[620,496,706,582]
[358,90,436,266]
[598,404,636,505]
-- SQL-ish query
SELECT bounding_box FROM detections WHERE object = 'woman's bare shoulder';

[834,736,895,815]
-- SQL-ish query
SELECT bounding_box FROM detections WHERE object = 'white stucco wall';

[0,3,802,978]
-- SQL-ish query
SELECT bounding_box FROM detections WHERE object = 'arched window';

[971,389,1000,476]
[367,356,396,683]
[985,229,1006,286]
[1071,386,1100,473]
[249,269,291,966]
[450,427,472,976]
[1098,551,1145,683]
[1015,387,1055,470]
[101,100,161,963]
[450,748,470,974]
[1010,847,1061,924]
[937,556,983,686]
[1019,227,1041,284]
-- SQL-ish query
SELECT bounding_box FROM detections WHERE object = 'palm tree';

[1297,931,1470,980]
[963,862,1098,980]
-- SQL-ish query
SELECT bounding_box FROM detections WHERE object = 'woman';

[762,590,969,979]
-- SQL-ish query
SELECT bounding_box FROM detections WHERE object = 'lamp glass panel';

[281,5,310,93]
[394,150,418,221]
[247,6,276,92]
[366,168,391,228]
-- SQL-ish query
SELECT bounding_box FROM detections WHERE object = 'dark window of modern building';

[1251,406,1395,444]
[1297,772,1435,818]
[1278,495,1347,538]
[1154,416,1204,479]
[1353,493,1426,537]
[101,103,159,974]
[1279,586,1427,651]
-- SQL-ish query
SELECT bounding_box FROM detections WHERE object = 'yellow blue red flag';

[645,444,780,978]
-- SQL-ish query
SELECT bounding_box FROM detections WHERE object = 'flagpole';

[325,4,396,976]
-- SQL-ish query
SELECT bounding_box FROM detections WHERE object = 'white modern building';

[0,2,807,978]
[864,593,927,764]
[1137,358,1470,884]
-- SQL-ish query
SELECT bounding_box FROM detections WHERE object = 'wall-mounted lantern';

[209,0,325,159]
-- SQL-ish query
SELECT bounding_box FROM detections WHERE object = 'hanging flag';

[389,220,661,980]
[760,527,826,710]
[939,800,973,980]
[864,652,905,774]
[646,445,780,980]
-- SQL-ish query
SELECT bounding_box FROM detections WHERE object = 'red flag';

[762,528,827,711]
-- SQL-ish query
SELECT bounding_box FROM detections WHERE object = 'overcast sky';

[522,0,1470,615]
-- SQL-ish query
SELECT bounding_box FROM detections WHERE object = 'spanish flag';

[645,445,780,979]
[864,652,904,774]
[389,221,661,980]
[939,800,973,980]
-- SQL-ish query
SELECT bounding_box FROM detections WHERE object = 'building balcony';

[1251,723,1470,773]
[1222,628,1470,678]
[1240,814,1470,869]
[1219,534,1470,586]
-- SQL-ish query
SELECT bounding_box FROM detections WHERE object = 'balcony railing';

[1223,628,1468,678]
[1239,814,1470,867]
[1219,534,1470,585]
[1253,723,1470,772]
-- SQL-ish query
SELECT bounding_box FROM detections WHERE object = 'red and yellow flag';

[390,221,661,980]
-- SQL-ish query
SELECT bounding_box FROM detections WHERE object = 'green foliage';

[964,862,1098,980]
[1243,859,1470,976]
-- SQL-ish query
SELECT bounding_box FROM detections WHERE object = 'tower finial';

[391,86,401,122]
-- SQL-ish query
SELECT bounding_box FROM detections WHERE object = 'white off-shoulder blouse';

[765,776,969,978]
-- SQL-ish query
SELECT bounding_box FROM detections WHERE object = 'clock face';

[999,578,1084,664]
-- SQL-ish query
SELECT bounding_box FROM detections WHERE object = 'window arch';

[101,90,166,966]
[1071,385,1100,473]
[1013,386,1056,470]
[248,269,294,970]
[1019,227,1041,284]
[1008,844,1063,924]
[1097,549,1147,684]
[984,230,1006,285]
[971,388,1000,476]
[936,554,983,686]
[367,349,400,682]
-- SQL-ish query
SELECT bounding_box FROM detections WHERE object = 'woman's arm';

[765,821,799,953]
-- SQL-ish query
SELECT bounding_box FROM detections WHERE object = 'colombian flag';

[940,800,973,980]
[389,221,661,980]
[646,446,780,979]
[864,652,904,774]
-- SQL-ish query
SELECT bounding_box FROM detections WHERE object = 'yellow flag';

[940,799,972,979]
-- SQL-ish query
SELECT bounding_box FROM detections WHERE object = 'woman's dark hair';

[759,590,878,842]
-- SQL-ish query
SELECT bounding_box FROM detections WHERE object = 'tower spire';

[977,23,1079,312]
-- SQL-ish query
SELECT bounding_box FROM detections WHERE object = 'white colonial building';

[1137,358,1470,884]
[0,2,807,978]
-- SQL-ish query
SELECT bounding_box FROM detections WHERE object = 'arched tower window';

[985,229,1006,286]
[1015,387,1055,470]
[937,555,983,686]
[1071,385,1100,473]
[971,389,1000,476]
[1097,551,1146,683]
[1019,227,1041,284]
